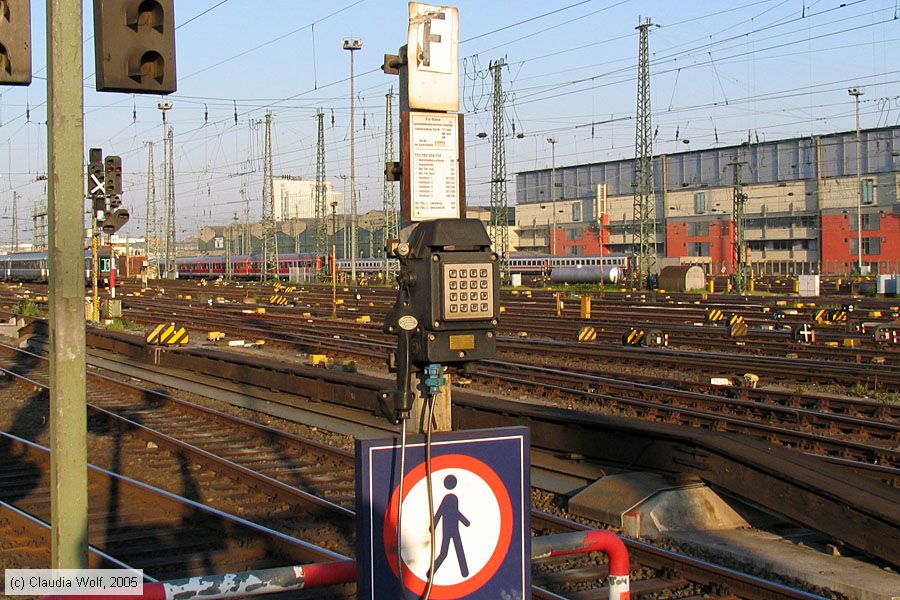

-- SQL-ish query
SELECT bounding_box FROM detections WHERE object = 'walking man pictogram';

[431,474,471,577]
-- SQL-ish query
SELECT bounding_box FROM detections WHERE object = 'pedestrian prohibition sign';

[356,427,530,599]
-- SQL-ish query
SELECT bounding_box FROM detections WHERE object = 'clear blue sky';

[2,0,898,243]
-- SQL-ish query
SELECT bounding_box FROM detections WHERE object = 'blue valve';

[424,363,446,396]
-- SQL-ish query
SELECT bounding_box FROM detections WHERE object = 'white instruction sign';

[410,112,460,221]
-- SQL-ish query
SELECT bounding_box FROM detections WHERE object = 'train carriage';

[175,253,628,281]
[0,249,112,283]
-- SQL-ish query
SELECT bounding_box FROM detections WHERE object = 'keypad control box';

[442,262,494,320]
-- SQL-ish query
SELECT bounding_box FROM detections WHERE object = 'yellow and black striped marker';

[147,323,189,346]
[706,309,724,322]
[623,328,645,346]
[730,321,749,338]
[814,309,829,324]
[269,294,289,305]
[830,309,848,322]
[727,314,744,327]
[577,326,597,343]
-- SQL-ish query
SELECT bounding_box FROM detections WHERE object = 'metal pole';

[91,232,99,321]
[47,0,88,569]
[145,141,155,271]
[343,39,362,280]
[12,191,19,250]
[851,88,864,274]
[341,174,348,260]
[548,137,558,255]
[349,48,358,281]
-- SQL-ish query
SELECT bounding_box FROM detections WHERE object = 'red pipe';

[531,529,631,600]
[532,529,629,576]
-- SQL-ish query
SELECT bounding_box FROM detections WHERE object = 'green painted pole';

[47,0,88,569]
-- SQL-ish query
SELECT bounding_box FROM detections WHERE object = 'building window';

[568,227,583,241]
[688,221,709,237]
[864,237,881,255]
[688,242,710,256]
[861,179,875,205]
[572,203,582,222]
[567,245,583,255]
[862,212,880,231]
[694,192,706,214]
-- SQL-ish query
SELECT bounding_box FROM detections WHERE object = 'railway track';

[81,328,900,568]
[0,342,832,599]
[86,302,900,466]
[0,430,343,581]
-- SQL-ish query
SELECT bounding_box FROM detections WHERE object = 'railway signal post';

[367,6,529,599]
[44,0,91,570]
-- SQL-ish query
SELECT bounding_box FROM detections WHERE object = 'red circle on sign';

[383,453,514,599]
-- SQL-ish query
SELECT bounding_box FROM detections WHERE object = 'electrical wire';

[396,415,408,597]
[422,387,438,600]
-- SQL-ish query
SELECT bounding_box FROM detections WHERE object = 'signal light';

[0,1,31,86]
[93,0,176,95]
[104,155,123,199]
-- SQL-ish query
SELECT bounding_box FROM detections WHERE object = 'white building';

[273,176,344,221]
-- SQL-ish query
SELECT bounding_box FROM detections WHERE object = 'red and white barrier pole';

[42,560,356,600]
[531,529,631,600]
[110,267,117,299]
[44,531,627,600]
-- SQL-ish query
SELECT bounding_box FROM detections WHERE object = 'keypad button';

[460,304,468,313]
[450,281,457,290]
[480,269,488,277]
[480,291,488,300]
[450,304,458,313]
[460,292,467,301]
[470,303,478,312]
[480,280,488,289]
[450,293,457,301]
[449,269,457,278]
[469,268,478,277]
[459,281,467,289]
[481,303,488,311]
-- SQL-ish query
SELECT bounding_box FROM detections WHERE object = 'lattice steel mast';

[314,109,327,271]
[631,17,656,288]
[145,141,156,270]
[731,160,749,294]
[261,110,278,281]
[164,126,175,278]
[489,59,510,281]
[383,88,399,281]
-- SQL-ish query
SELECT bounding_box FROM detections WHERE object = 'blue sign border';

[356,426,530,599]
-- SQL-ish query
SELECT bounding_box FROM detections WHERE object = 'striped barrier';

[727,314,744,327]
[730,321,749,338]
[623,328,645,346]
[146,323,189,346]
[578,326,597,343]
[705,309,724,322]
[269,294,289,306]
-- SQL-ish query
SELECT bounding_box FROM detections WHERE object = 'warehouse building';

[514,125,900,275]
